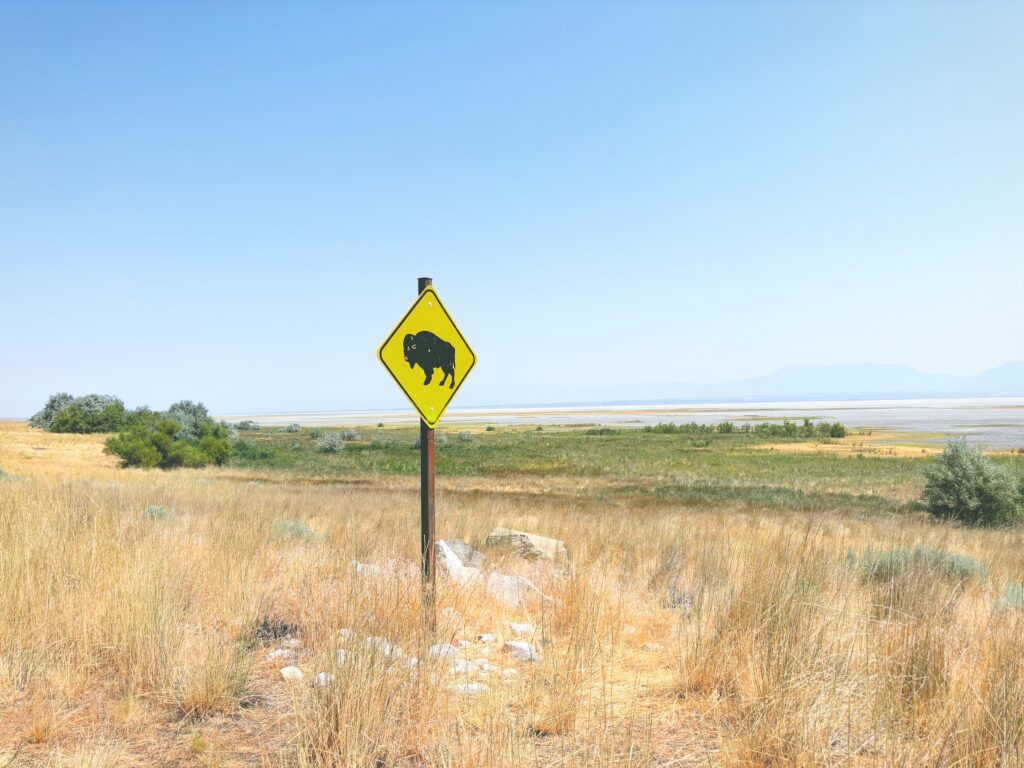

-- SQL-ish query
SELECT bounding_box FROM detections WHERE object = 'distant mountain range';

[598,362,1024,405]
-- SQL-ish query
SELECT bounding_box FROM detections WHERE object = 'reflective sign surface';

[378,286,477,428]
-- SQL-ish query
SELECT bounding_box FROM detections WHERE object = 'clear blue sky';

[2,2,1021,416]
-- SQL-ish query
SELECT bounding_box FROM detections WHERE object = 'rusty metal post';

[418,276,437,631]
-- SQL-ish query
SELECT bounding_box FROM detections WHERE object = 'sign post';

[378,277,477,631]
[417,277,437,624]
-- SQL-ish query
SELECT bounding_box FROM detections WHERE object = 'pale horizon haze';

[2,2,1022,417]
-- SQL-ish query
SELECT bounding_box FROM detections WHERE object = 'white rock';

[641,642,664,651]
[447,540,487,569]
[471,658,489,668]
[477,633,496,643]
[436,540,482,587]
[435,540,462,578]
[336,628,357,642]
[449,659,473,675]
[428,643,460,660]
[509,622,535,637]
[335,649,348,666]
[280,666,304,681]
[454,682,489,695]
[313,672,335,687]
[352,560,383,577]
[487,573,553,608]
[501,668,519,679]
[266,648,294,661]
[503,641,538,662]
[484,528,568,561]
[282,637,303,649]
[361,636,396,656]
[405,657,419,670]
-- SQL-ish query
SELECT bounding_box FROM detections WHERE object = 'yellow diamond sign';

[378,286,477,428]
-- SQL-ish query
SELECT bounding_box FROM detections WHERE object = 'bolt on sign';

[378,286,477,428]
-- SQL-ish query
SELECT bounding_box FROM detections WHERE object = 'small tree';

[32,393,127,433]
[922,440,1023,526]
[165,400,211,440]
[30,392,74,429]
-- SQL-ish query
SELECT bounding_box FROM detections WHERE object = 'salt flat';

[217,396,1024,448]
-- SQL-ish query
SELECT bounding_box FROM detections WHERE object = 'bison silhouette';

[404,331,456,388]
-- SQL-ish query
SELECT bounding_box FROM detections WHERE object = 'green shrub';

[105,414,232,470]
[285,423,301,433]
[922,440,1023,526]
[485,425,496,432]
[340,429,361,441]
[858,546,987,585]
[585,428,617,436]
[643,422,709,435]
[457,431,475,442]
[235,420,261,431]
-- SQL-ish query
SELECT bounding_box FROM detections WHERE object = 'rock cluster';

[484,528,568,561]
[434,529,565,607]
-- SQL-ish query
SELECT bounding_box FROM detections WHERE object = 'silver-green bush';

[165,401,211,441]
[273,519,318,541]
[997,581,1024,611]
[145,505,171,521]
[313,432,345,453]
[858,546,987,585]
[922,440,1023,526]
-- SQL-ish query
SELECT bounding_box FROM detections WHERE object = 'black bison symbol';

[404,331,456,389]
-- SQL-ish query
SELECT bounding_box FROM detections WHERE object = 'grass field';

[1,420,1023,767]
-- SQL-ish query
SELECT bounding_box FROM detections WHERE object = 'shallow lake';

[224,397,1024,449]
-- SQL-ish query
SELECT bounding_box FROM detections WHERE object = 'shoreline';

[212,396,1024,448]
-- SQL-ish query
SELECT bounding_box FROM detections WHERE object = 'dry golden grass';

[1,422,1023,766]
[751,431,944,457]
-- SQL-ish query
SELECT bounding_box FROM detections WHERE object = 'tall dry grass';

[1,433,1024,765]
